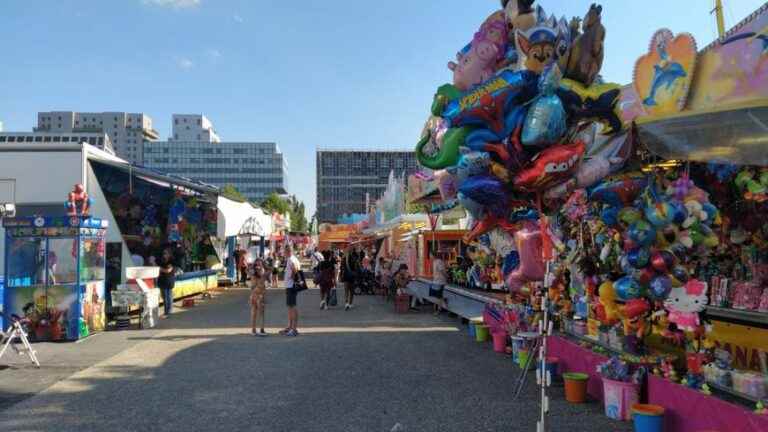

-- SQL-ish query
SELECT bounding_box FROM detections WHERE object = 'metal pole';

[713,0,726,38]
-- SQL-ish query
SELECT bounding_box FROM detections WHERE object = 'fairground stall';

[406,1,768,430]
[3,213,107,341]
[0,142,220,315]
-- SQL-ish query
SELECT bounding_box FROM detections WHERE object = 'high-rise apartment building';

[316,149,418,223]
[0,131,114,153]
[144,115,287,202]
[35,111,159,163]
[170,114,220,143]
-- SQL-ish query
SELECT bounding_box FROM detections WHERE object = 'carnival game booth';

[0,142,220,313]
[3,213,108,341]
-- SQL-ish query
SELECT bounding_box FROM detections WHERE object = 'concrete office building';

[0,131,114,154]
[144,115,287,202]
[316,149,418,223]
[35,111,159,163]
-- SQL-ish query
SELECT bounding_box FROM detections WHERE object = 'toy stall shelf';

[2,215,108,342]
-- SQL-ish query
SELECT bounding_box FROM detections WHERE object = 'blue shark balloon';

[522,65,566,147]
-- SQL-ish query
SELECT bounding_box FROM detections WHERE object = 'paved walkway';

[0,287,631,432]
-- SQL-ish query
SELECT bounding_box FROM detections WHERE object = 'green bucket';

[475,324,490,342]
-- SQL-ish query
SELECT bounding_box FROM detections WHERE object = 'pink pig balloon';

[448,40,498,91]
[506,222,545,292]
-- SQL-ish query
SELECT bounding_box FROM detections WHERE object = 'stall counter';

[172,269,218,300]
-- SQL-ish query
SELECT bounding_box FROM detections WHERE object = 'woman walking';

[248,258,268,336]
[317,251,335,310]
[157,247,176,318]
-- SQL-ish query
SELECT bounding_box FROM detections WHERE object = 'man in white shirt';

[281,245,302,336]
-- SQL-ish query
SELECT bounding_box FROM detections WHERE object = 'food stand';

[3,214,107,341]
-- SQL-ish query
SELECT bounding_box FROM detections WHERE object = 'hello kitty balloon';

[664,279,708,332]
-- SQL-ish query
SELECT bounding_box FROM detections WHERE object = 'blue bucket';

[468,322,476,338]
[632,404,664,432]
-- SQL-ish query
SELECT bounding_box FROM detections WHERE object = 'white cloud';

[206,49,222,60]
[233,14,244,23]
[143,0,201,9]
[177,57,194,70]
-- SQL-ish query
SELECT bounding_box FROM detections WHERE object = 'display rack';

[706,306,768,327]
[707,380,763,404]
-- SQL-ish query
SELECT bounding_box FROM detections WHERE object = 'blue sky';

[1,0,765,217]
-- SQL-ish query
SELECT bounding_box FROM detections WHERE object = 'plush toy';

[595,280,621,325]
[664,279,708,332]
[66,184,91,217]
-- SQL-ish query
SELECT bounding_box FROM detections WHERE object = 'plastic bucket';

[563,372,589,403]
[492,331,508,353]
[517,349,534,369]
[632,404,664,432]
[475,324,490,342]
[468,322,476,338]
[537,356,559,380]
[602,378,640,421]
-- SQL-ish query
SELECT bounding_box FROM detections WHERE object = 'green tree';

[289,199,308,233]
[260,192,290,215]
[220,184,247,202]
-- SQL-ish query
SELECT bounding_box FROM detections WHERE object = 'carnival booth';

[3,212,108,342]
[0,142,220,315]
[408,0,768,429]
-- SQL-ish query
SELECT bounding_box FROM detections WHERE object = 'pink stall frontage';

[546,335,609,401]
[647,374,768,432]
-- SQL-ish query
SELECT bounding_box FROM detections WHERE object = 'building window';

[25,136,33,142]
[174,134,178,140]
[34,136,42,142]
[0,137,5,142]
[43,136,52,142]
[6,136,15,142]
[62,136,70,142]
[197,119,201,125]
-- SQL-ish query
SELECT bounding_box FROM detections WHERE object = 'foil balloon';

[614,276,643,301]
[505,222,545,292]
[588,173,648,207]
[651,250,676,273]
[628,220,656,247]
[574,156,611,190]
[442,69,539,135]
[672,266,689,283]
[415,122,473,170]
[649,275,673,300]
[556,78,622,134]
[502,250,520,277]
[514,140,585,192]
[435,170,458,201]
[627,248,650,269]
[458,192,485,221]
[636,267,655,286]
[644,200,675,227]
[451,11,508,90]
[458,175,510,217]
[618,207,642,225]
[451,149,490,184]
[601,206,619,226]
[522,65,566,147]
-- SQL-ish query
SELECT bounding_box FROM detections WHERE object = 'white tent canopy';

[217,197,272,238]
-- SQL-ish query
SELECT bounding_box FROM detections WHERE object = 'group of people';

[238,243,451,338]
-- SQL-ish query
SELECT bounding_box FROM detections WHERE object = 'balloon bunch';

[583,171,720,335]
[415,1,629,292]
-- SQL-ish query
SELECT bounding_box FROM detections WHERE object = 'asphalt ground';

[0,285,632,432]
